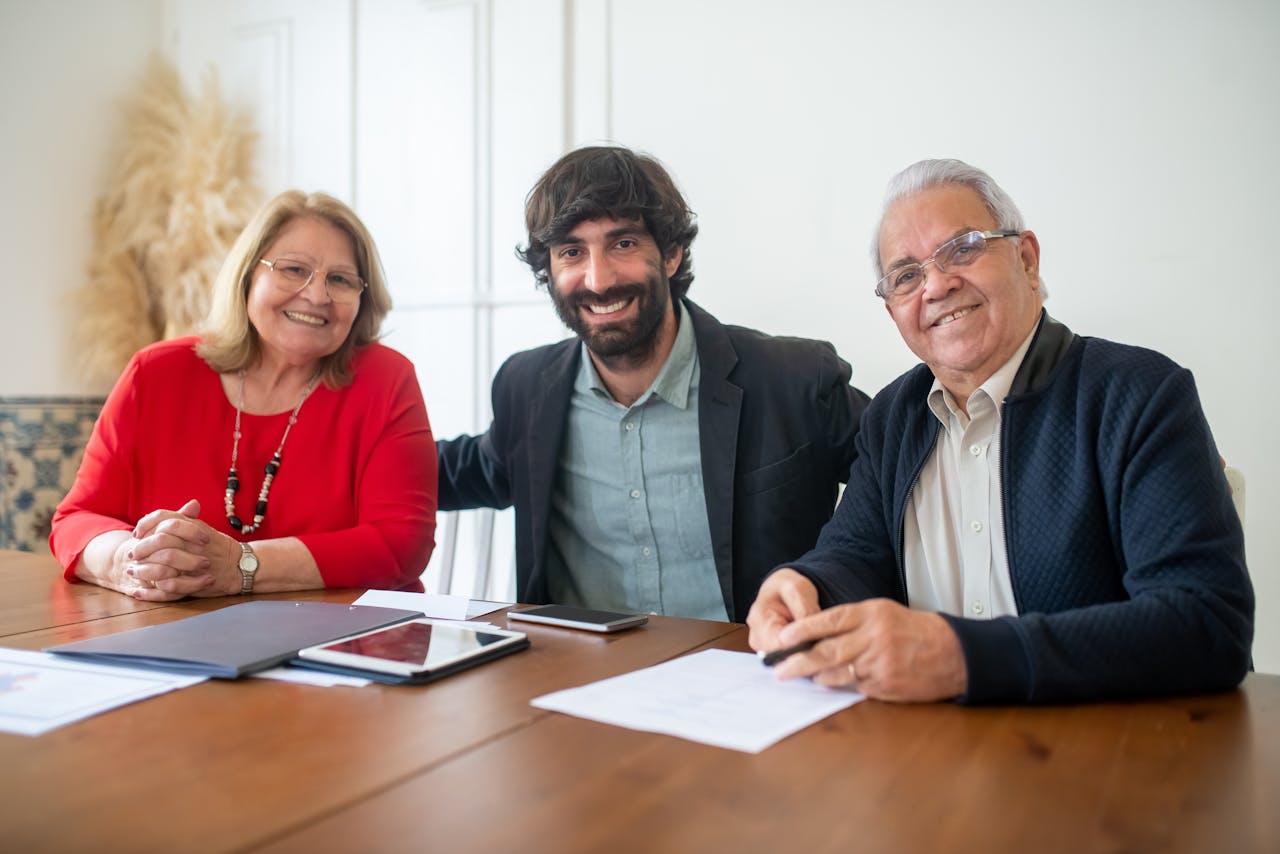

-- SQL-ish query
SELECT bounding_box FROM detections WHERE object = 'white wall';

[574,0,1280,672]
[160,0,356,201]
[3,0,1276,671]
[0,0,162,395]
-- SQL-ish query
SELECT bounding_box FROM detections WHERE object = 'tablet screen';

[317,621,512,669]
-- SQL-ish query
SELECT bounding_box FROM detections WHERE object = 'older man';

[438,146,869,620]
[747,159,1253,703]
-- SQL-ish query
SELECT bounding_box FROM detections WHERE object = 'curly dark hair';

[516,146,698,299]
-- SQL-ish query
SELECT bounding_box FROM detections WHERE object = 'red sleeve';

[295,352,438,591]
[49,355,142,581]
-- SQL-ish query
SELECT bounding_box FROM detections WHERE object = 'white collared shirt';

[902,327,1038,620]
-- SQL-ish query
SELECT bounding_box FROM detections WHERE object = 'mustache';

[567,284,646,309]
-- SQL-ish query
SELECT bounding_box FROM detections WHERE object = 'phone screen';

[519,605,638,623]
[317,621,512,668]
[507,605,648,632]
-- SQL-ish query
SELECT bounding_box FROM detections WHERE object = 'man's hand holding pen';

[748,568,969,702]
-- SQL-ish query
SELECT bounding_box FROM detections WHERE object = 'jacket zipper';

[895,421,940,603]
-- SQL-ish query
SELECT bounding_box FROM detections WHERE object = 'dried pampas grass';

[81,55,261,384]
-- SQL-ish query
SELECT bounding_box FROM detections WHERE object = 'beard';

[550,268,672,370]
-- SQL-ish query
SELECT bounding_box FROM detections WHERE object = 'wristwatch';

[237,542,259,594]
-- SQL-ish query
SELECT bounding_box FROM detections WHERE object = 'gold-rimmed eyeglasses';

[875,230,1020,300]
[259,258,367,304]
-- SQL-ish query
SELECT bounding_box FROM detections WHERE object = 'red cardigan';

[51,337,437,591]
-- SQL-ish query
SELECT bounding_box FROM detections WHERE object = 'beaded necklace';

[225,369,319,535]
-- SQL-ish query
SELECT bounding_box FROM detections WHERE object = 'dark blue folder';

[45,601,421,678]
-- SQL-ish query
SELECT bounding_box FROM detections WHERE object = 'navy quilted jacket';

[792,312,1254,703]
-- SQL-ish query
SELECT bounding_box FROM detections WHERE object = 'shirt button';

[624,422,635,431]
[642,547,651,556]
[969,444,982,456]
[630,489,641,499]
[971,520,983,533]
[971,600,985,615]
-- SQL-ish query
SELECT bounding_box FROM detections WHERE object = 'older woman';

[51,191,436,599]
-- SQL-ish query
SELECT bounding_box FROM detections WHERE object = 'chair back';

[1224,466,1246,524]
[427,507,514,600]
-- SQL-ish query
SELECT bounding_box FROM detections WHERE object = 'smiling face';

[547,216,681,370]
[246,215,361,370]
[878,184,1043,402]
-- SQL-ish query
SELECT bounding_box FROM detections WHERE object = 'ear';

[1018,230,1041,287]
[663,246,683,279]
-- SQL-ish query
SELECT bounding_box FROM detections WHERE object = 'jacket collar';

[685,298,738,383]
[1009,309,1077,398]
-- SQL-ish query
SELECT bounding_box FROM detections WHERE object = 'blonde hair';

[197,190,391,387]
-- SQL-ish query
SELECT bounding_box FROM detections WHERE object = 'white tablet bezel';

[296,618,528,677]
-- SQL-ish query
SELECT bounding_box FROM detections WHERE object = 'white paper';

[466,599,512,619]
[252,666,372,687]
[353,589,469,619]
[531,648,863,753]
[0,647,206,736]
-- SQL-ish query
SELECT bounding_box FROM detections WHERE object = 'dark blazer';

[437,299,870,620]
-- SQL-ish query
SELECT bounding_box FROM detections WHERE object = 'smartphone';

[507,605,648,633]
[295,619,528,679]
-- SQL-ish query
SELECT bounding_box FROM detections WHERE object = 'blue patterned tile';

[0,396,105,552]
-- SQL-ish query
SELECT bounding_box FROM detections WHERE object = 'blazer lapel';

[525,342,580,593]
[687,301,742,615]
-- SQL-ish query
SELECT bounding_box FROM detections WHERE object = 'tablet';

[507,605,648,632]
[294,619,529,683]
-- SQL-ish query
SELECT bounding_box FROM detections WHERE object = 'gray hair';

[871,158,1046,296]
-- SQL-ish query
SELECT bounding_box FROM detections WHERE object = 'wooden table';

[2,551,1276,853]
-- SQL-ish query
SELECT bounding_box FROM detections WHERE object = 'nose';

[298,271,334,303]
[919,260,961,300]
[582,253,617,293]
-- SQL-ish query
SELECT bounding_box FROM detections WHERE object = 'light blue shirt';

[546,303,725,619]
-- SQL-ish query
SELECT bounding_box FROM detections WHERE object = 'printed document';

[531,648,863,753]
[0,647,204,736]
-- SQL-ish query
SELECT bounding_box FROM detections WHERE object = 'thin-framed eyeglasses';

[258,257,367,305]
[875,230,1021,300]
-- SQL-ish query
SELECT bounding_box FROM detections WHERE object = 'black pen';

[758,639,818,667]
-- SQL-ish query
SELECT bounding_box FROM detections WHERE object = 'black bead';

[264,461,279,475]
[255,500,268,515]
[227,477,239,491]
[229,515,243,530]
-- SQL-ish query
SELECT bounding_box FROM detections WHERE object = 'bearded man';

[437,146,869,619]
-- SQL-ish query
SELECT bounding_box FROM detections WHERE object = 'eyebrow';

[885,227,980,270]
[273,253,359,273]
[554,222,651,247]
[604,225,648,241]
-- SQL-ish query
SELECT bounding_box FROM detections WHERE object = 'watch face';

[239,548,259,573]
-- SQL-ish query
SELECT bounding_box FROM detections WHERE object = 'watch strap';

[238,542,259,595]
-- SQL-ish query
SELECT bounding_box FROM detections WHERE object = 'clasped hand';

[119,499,240,600]
[746,569,969,703]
